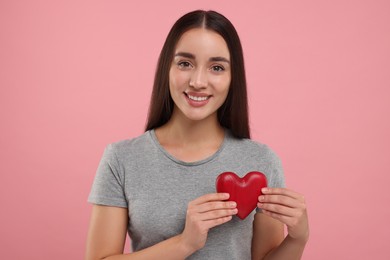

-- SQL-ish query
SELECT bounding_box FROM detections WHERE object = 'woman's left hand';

[257,188,309,243]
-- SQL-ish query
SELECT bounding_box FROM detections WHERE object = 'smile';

[187,94,210,101]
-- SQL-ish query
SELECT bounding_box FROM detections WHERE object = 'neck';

[156,109,224,147]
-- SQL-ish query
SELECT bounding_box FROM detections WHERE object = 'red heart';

[216,171,267,220]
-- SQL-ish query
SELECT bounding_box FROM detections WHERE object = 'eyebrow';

[174,52,230,64]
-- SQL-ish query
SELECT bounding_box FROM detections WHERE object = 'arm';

[252,188,309,260]
[251,212,284,259]
[85,205,192,260]
[85,193,237,260]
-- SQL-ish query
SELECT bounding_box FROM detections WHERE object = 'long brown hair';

[145,10,250,139]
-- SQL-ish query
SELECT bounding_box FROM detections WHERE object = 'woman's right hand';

[180,193,237,253]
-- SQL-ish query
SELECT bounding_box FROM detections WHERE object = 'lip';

[184,92,211,107]
[185,91,211,97]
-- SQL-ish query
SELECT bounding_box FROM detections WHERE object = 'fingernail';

[230,202,237,207]
[259,196,265,201]
[261,187,268,193]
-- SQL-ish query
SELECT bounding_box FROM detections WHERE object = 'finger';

[261,208,292,224]
[196,201,237,213]
[262,188,305,202]
[190,193,230,205]
[258,194,302,209]
[257,202,296,217]
[261,209,307,230]
[204,216,233,229]
[198,208,238,221]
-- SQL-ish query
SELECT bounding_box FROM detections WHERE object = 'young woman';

[86,10,309,260]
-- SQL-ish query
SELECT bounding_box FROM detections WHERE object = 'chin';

[183,111,217,122]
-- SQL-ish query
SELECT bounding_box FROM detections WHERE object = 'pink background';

[1,0,389,259]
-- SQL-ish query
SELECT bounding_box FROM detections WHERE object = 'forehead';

[174,28,230,59]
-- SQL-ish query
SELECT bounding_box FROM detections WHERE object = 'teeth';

[188,94,209,101]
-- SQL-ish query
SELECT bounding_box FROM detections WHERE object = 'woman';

[86,10,309,260]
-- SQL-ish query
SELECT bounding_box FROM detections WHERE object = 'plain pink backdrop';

[1,0,389,259]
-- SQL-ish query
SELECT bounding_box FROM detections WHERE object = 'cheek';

[210,76,231,94]
[169,69,189,89]
[169,70,181,98]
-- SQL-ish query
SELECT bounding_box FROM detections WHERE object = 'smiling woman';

[145,10,249,139]
[85,10,309,260]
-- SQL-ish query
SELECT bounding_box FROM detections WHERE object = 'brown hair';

[145,10,250,139]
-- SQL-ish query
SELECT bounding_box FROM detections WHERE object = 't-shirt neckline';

[149,129,228,166]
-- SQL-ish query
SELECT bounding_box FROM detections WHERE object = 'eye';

[211,65,225,72]
[177,61,192,69]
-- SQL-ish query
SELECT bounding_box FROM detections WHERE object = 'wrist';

[287,232,309,246]
[176,234,196,258]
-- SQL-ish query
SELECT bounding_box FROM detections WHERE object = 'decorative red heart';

[216,171,267,220]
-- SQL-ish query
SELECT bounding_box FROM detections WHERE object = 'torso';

[88,129,285,259]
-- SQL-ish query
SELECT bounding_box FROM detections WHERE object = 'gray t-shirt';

[88,129,285,259]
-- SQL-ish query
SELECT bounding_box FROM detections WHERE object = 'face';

[169,28,231,122]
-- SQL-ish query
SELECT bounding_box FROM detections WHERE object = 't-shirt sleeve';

[88,143,128,208]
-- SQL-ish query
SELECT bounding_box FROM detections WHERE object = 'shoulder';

[104,131,153,159]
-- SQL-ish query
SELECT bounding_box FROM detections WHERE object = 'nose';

[190,68,208,89]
